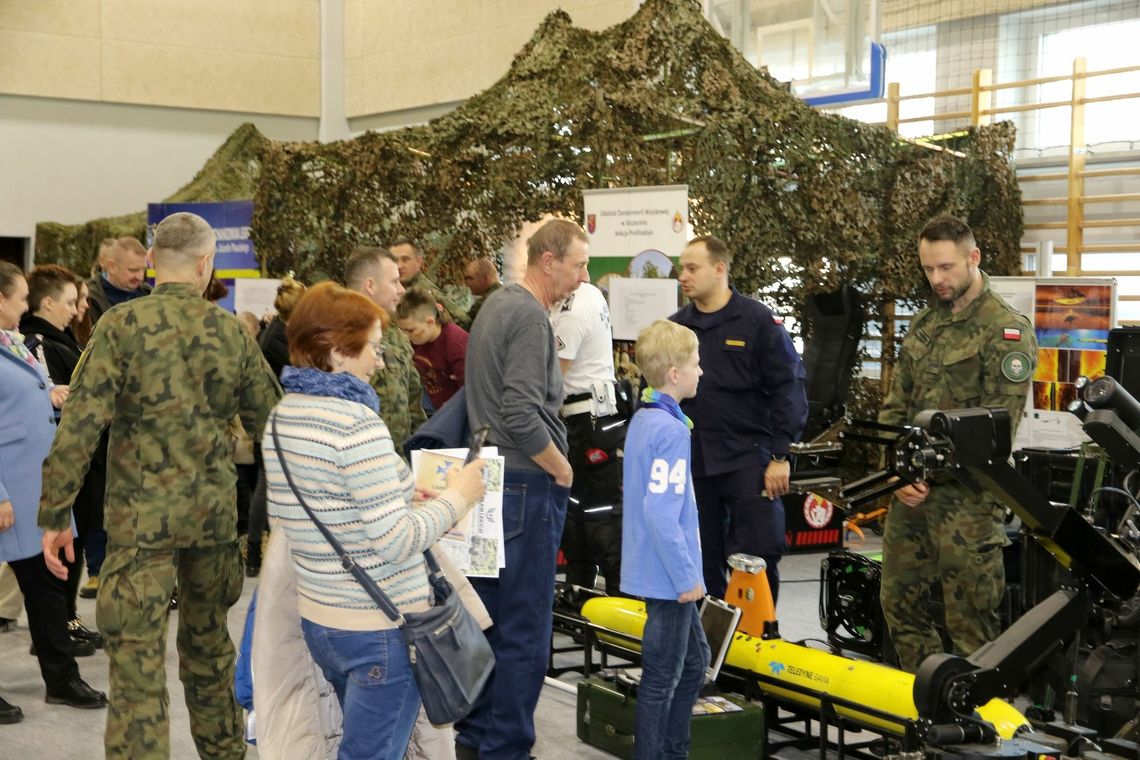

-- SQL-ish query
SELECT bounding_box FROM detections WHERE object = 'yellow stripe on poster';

[145,269,261,279]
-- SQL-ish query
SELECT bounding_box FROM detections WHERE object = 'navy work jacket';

[671,288,807,478]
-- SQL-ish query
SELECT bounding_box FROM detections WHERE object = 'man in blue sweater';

[621,319,710,760]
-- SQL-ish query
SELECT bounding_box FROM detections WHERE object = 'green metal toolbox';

[576,675,765,759]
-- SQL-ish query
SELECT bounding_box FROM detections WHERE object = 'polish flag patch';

[772,315,784,325]
[1003,327,1021,341]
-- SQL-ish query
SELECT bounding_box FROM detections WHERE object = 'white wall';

[0,95,318,248]
[344,0,637,118]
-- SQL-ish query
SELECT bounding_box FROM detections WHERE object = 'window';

[1036,18,1140,149]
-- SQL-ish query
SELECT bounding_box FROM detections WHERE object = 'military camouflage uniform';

[371,323,427,458]
[38,282,282,759]
[878,272,1035,672]
[406,271,471,329]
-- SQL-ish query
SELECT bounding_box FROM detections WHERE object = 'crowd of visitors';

[0,212,841,760]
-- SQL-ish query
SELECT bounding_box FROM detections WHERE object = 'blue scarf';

[640,386,693,429]
[281,366,381,414]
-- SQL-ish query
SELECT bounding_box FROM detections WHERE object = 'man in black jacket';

[86,237,151,325]
[20,264,105,651]
[82,239,149,599]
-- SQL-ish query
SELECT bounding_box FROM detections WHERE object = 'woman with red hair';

[262,281,485,759]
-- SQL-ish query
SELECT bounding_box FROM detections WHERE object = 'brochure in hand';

[411,447,505,578]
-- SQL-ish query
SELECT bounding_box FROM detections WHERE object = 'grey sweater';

[465,283,567,471]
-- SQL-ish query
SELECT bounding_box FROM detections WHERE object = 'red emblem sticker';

[1003,327,1021,341]
[803,493,835,529]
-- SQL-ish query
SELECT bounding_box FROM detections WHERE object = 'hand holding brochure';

[411,447,505,578]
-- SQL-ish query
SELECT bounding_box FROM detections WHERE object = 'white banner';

[583,185,689,260]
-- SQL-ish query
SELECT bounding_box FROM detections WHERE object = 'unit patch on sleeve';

[1001,351,1032,382]
[1003,327,1022,341]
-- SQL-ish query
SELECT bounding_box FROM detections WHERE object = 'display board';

[608,276,680,341]
[582,185,689,284]
[146,200,260,313]
[991,276,1116,451]
[233,278,282,320]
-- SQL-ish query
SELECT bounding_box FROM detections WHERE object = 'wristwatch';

[770,453,788,463]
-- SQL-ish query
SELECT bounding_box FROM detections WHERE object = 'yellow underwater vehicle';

[580,557,1028,745]
[580,391,1140,758]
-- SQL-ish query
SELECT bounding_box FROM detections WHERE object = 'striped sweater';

[263,392,463,631]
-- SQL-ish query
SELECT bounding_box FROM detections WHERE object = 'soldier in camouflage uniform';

[878,214,1036,673]
[345,245,462,758]
[390,239,472,329]
[344,246,426,456]
[40,212,282,759]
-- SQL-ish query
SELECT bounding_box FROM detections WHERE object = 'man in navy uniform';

[670,235,807,603]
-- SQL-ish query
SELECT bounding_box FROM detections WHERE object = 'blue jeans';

[301,619,421,760]
[457,469,569,760]
[634,598,711,760]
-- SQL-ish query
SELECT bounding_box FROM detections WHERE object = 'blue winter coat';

[0,339,58,562]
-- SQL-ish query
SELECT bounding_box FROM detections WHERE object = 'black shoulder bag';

[270,416,495,725]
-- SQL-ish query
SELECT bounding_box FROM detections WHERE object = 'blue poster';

[147,201,257,313]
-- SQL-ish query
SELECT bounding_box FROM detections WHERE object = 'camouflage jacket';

[407,272,471,330]
[39,282,282,547]
[371,325,426,459]
[879,272,1036,445]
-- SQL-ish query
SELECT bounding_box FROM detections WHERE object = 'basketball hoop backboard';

[705,0,885,106]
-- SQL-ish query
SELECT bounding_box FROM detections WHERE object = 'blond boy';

[621,319,711,760]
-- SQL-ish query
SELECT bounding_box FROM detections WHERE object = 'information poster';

[582,185,689,285]
[146,200,261,313]
[992,276,1116,450]
[233,279,282,320]
[608,277,680,341]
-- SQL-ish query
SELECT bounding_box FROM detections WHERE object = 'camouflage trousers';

[96,542,246,759]
[880,489,1007,673]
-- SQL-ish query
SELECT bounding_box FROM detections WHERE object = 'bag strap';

[270,414,438,626]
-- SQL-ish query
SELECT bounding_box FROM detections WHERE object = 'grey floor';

[0,539,878,758]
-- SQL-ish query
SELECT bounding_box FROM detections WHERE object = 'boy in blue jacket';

[621,319,711,760]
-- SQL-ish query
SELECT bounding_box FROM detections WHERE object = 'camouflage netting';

[36,0,1023,474]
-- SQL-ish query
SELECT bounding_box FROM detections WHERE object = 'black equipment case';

[576,675,765,759]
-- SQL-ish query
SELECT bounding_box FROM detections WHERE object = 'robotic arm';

[840,377,1140,751]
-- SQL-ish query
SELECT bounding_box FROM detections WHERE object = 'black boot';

[68,617,104,649]
[45,678,107,709]
[0,695,22,724]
